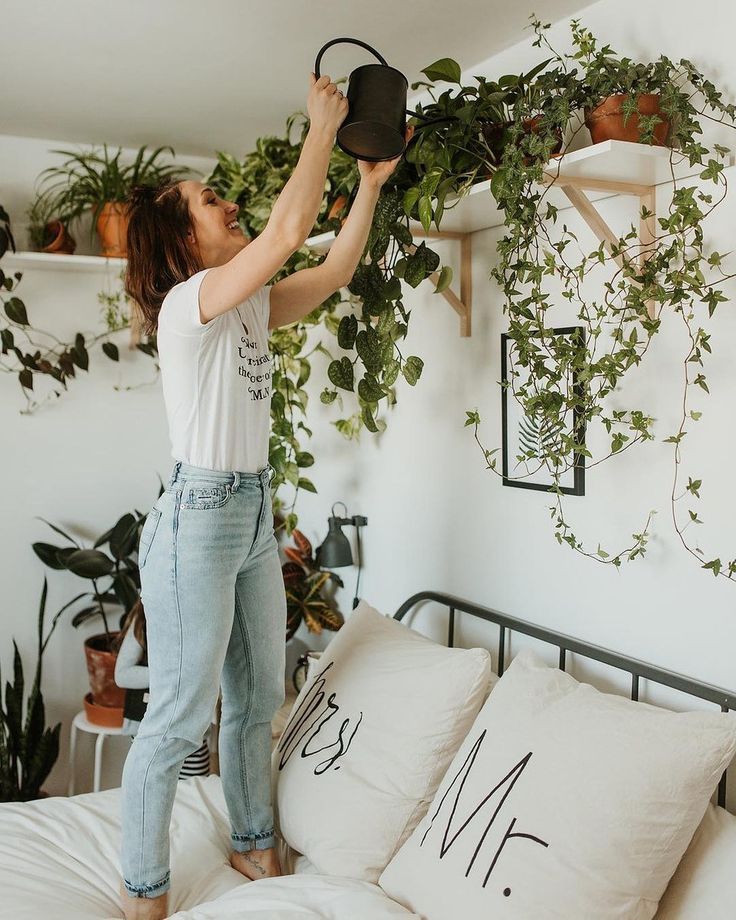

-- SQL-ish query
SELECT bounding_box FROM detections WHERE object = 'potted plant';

[31,144,186,257]
[469,16,736,578]
[32,487,163,725]
[281,528,345,640]
[533,17,675,146]
[26,195,76,254]
[0,579,63,802]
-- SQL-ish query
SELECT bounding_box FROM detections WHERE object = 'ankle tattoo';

[244,852,268,876]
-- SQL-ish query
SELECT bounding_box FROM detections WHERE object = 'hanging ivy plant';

[465,16,736,579]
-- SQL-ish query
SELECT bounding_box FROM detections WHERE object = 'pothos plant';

[463,16,736,580]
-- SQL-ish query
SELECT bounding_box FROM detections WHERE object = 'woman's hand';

[357,125,415,190]
[308,72,349,137]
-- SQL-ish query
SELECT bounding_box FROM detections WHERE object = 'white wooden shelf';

[0,251,126,272]
[304,140,733,332]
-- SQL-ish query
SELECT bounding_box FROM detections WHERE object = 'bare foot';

[119,879,169,920]
[229,846,282,881]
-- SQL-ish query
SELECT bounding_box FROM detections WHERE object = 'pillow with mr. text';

[379,648,736,920]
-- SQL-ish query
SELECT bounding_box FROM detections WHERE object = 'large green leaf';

[337,314,358,350]
[327,357,354,391]
[64,549,114,579]
[421,58,462,84]
[402,356,424,386]
[109,513,139,561]
[32,542,69,570]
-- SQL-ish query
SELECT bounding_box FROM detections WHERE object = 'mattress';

[0,774,417,919]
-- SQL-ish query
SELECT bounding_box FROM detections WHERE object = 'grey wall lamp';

[316,502,368,610]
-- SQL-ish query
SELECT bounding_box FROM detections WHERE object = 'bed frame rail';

[393,591,736,809]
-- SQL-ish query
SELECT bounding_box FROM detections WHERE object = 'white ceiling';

[3,0,592,159]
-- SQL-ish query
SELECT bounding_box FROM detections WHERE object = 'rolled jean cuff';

[231,829,276,851]
[122,870,170,899]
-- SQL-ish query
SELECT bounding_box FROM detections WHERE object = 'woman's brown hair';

[124,180,203,336]
[113,597,148,655]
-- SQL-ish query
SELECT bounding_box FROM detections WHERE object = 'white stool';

[67,710,124,796]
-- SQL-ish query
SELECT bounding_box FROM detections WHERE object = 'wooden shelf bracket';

[541,171,657,320]
[408,229,473,337]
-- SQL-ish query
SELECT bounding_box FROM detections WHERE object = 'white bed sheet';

[0,774,416,920]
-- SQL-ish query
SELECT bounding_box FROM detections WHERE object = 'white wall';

[2,0,736,801]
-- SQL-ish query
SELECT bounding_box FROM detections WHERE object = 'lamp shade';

[318,517,353,568]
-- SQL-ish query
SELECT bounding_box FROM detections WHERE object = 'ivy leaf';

[402,188,420,217]
[421,58,462,84]
[102,341,119,361]
[384,359,400,386]
[320,388,338,404]
[71,344,89,371]
[402,356,424,386]
[404,253,425,288]
[19,368,33,390]
[355,327,383,375]
[361,404,379,432]
[434,265,453,294]
[418,196,433,234]
[357,374,384,403]
[337,314,358,350]
[327,357,354,391]
[297,477,317,493]
[5,297,29,325]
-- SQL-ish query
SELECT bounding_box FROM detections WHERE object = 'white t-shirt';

[156,268,273,473]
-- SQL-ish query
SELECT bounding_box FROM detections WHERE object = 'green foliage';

[31,486,165,647]
[0,579,62,801]
[0,231,157,412]
[32,144,186,246]
[469,16,736,578]
[280,528,344,638]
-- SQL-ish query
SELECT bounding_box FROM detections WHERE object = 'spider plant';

[32,144,186,245]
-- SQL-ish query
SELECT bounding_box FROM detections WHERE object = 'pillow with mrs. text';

[271,600,496,882]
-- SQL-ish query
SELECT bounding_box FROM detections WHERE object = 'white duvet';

[0,775,417,920]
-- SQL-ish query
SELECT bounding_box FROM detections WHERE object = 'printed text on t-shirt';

[238,335,271,401]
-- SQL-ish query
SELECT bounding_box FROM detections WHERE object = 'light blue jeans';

[120,460,286,898]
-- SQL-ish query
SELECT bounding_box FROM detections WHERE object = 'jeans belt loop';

[232,471,240,493]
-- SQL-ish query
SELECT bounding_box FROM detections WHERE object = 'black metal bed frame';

[393,590,736,809]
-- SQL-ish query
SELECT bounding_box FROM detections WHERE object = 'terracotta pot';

[40,220,77,255]
[84,632,126,708]
[585,94,670,146]
[328,194,348,221]
[96,201,129,258]
[479,117,563,178]
[83,691,124,728]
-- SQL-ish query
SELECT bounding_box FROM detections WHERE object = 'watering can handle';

[314,38,389,80]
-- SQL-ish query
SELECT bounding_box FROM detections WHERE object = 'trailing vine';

[6,24,736,582]
[465,16,736,578]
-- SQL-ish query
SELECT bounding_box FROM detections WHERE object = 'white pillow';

[379,648,736,920]
[271,600,495,882]
[655,803,736,919]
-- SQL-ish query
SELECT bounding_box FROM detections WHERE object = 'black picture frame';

[501,326,586,496]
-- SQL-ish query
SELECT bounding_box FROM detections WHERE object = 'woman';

[118,70,412,920]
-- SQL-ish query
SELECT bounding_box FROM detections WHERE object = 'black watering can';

[314,37,458,162]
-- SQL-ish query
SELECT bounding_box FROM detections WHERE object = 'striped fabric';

[177,741,210,778]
